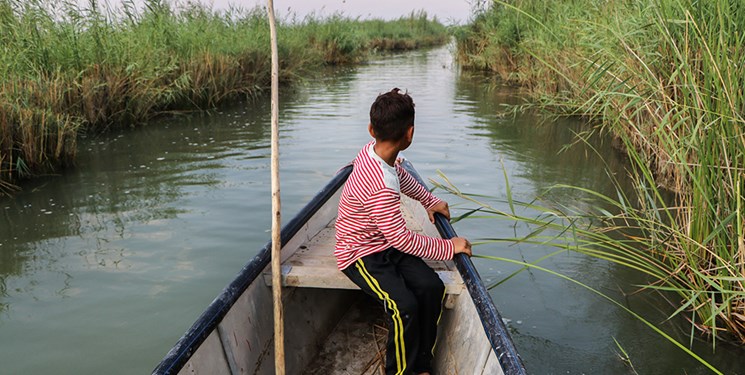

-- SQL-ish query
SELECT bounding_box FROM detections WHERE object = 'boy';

[334,88,472,375]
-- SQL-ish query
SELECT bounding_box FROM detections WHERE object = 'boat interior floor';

[303,293,388,375]
[280,195,465,374]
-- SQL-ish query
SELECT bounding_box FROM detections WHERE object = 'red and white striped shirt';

[334,141,454,270]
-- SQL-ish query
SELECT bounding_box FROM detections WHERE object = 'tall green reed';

[432,169,722,372]
[456,0,745,343]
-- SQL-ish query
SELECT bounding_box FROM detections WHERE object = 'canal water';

[1,45,742,374]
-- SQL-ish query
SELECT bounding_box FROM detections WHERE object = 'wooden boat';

[152,161,527,375]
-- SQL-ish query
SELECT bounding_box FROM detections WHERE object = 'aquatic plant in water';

[432,168,723,373]
[454,0,745,344]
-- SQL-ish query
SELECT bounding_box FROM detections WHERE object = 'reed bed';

[0,0,448,194]
[455,0,745,344]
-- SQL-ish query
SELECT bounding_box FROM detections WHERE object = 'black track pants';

[342,248,446,375]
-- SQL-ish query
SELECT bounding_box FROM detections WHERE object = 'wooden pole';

[266,1,285,374]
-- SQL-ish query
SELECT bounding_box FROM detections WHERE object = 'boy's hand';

[452,237,472,257]
[427,201,450,223]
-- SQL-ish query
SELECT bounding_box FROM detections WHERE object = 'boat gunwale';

[152,165,354,375]
[401,160,528,375]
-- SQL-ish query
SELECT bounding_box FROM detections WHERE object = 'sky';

[249,0,476,24]
[87,0,478,25]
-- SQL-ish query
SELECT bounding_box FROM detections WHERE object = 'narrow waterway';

[1,45,742,374]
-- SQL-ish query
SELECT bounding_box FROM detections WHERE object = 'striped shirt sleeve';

[367,187,454,260]
[396,165,442,209]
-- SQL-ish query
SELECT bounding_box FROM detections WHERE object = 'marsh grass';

[363,11,449,51]
[432,172,724,372]
[454,0,745,343]
[0,0,448,194]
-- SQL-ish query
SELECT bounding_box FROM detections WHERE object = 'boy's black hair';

[369,88,415,141]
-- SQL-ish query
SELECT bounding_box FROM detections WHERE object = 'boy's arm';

[396,165,442,209]
[367,188,454,261]
[397,165,452,223]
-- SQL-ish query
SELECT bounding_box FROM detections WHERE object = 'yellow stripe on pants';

[355,259,407,375]
[432,287,447,356]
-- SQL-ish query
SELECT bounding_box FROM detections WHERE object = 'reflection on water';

[0,97,280,374]
[1,45,743,374]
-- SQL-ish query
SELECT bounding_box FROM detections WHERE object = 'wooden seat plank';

[264,197,464,296]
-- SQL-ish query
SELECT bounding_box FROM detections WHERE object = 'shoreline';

[0,2,448,195]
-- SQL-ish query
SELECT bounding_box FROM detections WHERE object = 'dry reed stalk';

[372,323,388,375]
[183,54,245,107]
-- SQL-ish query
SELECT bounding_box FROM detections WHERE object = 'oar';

[266,1,285,374]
